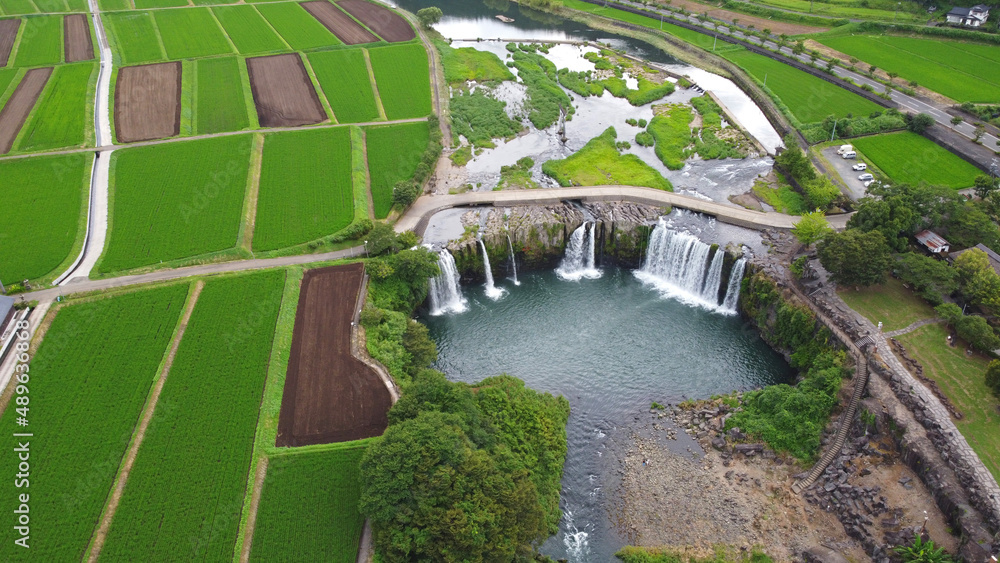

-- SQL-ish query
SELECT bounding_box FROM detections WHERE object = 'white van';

[858,173,874,181]
[837,144,854,154]
[852,163,867,171]
[841,151,857,159]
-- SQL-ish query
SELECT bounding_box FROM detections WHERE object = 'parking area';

[821,145,874,201]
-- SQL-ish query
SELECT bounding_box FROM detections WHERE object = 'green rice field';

[17,61,96,151]
[751,0,924,22]
[101,271,284,563]
[195,56,250,134]
[100,135,252,273]
[255,2,340,51]
[368,44,431,120]
[0,153,90,284]
[0,284,189,562]
[97,0,130,10]
[13,15,63,67]
[133,0,190,8]
[365,121,429,218]
[815,34,1000,103]
[249,444,368,563]
[105,12,166,65]
[308,49,380,123]
[254,127,355,251]
[213,5,288,55]
[561,0,721,51]
[0,0,38,14]
[851,131,982,189]
[721,48,882,124]
[0,69,18,96]
[153,8,234,60]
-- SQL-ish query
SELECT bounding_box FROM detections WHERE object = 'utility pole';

[713,34,717,51]
[894,1,900,21]
[763,72,767,88]
[364,240,370,259]
[830,119,839,142]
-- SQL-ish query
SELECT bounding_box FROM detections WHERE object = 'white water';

[561,509,590,561]
[479,240,507,301]
[428,249,468,315]
[556,222,602,281]
[634,219,744,315]
[506,233,520,286]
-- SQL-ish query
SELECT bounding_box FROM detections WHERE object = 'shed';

[915,230,950,254]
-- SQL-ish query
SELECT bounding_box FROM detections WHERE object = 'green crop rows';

[0,69,18,97]
[196,57,250,134]
[0,153,90,284]
[368,44,431,120]
[101,271,284,562]
[13,15,62,67]
[133,0,189,8]
[105,12,166,65]
[255,2,339,51]
[213,5,288,55]
[100,135,252,273]
[851,131,982,189]
[18,62,96,151]
[249,445,368,562]
[308,49,380,124]
[97,0,130,10]
[153,8,234,60]
[721,48,882,124]
[0,284,188,562]
[254,127,355,251]
[815,35,1000,103]
[365,121,428,219]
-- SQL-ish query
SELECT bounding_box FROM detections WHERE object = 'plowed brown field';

[0,67,51,153]
[302,0,379,45]
[337,0,414,43]
[246,53,325,127]
[276,263,392,447]
[0,19,20,67]
[114,62,181,143]
[64,14,94,63]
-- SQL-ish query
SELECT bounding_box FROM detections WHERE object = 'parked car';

[841,151,857,159]
[864,179,874,188]
[836,144,854,155]
[852,163,867,171]
[858,173,874,181]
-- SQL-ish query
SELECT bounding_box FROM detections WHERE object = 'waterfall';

[506,233,520,286]
[721,258,747,314]
[428,249,468,315]
[556,222,602,281]
[634,219,741,315]
[479,240,507,300]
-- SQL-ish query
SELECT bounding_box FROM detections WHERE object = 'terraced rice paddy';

[17,61,96,151]
[307,49,379,123]
[367,44,431,120]
[365,121,428,218]
[851,131,982,189]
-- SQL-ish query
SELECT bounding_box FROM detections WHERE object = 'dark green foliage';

[935,303,1000,352]
[802,176,842,211]
[416,6,442,27]
[818,229,892,287]
[800,111,906,144]
[557,68,605,97]
[893,533,957,563]
[985,360,1000,397]
[509,50,574,130]
[391,180,420,208]
[450,89,522,147]
[774,137,816,185]
[892,253,959,305]
[792,212,833,247]
[402,320,438,376]
[908,112,935,134]
[635,131,654,146]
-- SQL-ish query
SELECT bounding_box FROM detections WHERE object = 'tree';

[888,71,898,84]
[908,113,934,134]
[957,314,1000,352]
[774,135,816,183]
[365,222,401,256]
[391,180,420,208]
[985,360,1000,397]
[847,183,918,252]
[868,64,876,76]
[951,116,964,126]
[792,212,834,248]
[416,6,443,27]
[893,252,959,305]
[954,249,1000,313]
[818,229,892,287]
[402,320,438,375]
[803,176,841,210]
[793,40,805,55]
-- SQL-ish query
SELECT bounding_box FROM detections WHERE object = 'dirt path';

[410,15,450,146]
[362,49,388,121]
[885,317,941,338]
[359,129,375,221]
[85,281,203,563]
[239,133,265,252]
[238,456,269,563]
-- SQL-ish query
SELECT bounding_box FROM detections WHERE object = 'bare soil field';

[0,19,21,67]
[246,54,326,127]
[653,0,826,35]
[64,14,94,63]
[337,0,414,43]
[302,0,379,45]
[276,263,392,447]
[0,67,52,153]
[114,62,181,143]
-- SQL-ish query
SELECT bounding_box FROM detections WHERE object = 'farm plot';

[0,0,37,14]
[277,263,391,446]
[0,19,22,66]
[367,43,430,119]
[721,48,882,124]
[0,68,15,94]
[104,12,165,65]
[254,127,354,251]
[337,0,413,43]
[97,0,131,10]
[133,0,189,8]
[301,0,377,45]
[815,35,1000,103]
[0,284,189,562]
[100,271,284,563]
[114,61,180,142]
[0,153,89,284]
[246,53,325,127]
[213,5,287,55]
[249,445,368,562]
[365,121,428,218]
[153,8,233,60]
[63,13,93,62]
[195,56,249,134]
[255,2,340,51]
[99,135,252,273]
[12,14,62,67]
[0,67,52,154]
[18,61,95,151]
[307,49,379,123]
[851,131,982,189]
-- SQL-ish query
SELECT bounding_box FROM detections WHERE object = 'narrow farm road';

[408,13,451,146]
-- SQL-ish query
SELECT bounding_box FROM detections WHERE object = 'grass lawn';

[752,175,806,215]
[815,34,1000,103]
[897,323,1000,482]
[838,276,937,332]
[721,48,882,124]
[851,131,982,189]
[542,126,672,190]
